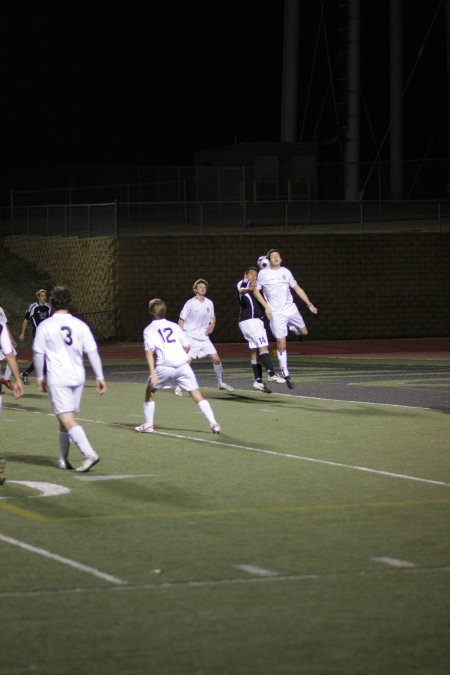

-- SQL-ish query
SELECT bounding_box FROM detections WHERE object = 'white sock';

[68,425,96,458]
[213,363,224,384]
[4,364,12,379]
[59,431,70,462]
[144,401,155,425]
[198,399,216,426]
[277,350,288,376]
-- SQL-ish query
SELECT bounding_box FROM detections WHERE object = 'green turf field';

[1,360,449,675]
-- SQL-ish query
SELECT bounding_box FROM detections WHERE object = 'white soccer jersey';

[0,307,8,324]
[33,313,99,386]
[179,296,215,341]
[256,266,297,313]
[144,319,190,368]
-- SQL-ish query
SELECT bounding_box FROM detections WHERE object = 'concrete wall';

[5,235,118,339]
[6,232,450,342]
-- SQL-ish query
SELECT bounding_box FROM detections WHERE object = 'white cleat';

[253,381,272,393]
[58,459,74,470]
[134,423,155,433]
[174,386,183,397]
[218,381,234,393]
[267,373,286,383]
[76,453,100,473]
[211,423,222,434]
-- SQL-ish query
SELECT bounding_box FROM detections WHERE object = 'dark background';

[1,1,447,187]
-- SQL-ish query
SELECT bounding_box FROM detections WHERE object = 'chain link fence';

[2,199,449,237]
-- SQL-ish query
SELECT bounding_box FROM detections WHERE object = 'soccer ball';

[257,255,270,269]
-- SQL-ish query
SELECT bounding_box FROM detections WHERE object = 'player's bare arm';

[253,287,272,320]
[19,319,28,341]
[293,284,318,314]
[96,379,107,395]
[5,353,24,398]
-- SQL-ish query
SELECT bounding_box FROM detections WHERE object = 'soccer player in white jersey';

[33,286,106,472]
[0,319,24,406]
[253,249,318,389]
[0,305,17,391]
[175,279,234,395]
[0,321,23,484]
[134,298,221,434]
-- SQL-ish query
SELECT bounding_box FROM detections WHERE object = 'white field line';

[234,564,279,576]
[0,533,127,586]
[268,390,445,411]
[0,564,449,599]
[372,556,417,568]
[6,406,450,488]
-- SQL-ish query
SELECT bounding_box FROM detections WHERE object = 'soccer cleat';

[0,458,5,485]
[174,385,183,397]
[58,459,74,470]
[218,381,234,392]
[253,380,272,394]
[134,423,155,433]
[267,373,286,383]
[285,376,295,389]
[76,453,100,473]
[211,423,222,434]
[1,378,14,391]
[21,372,29,385]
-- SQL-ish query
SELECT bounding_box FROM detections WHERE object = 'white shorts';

[0,345,17,360]
[48,384,84,415]
[186,337,217,360]
[270,305,305,339]
[149,363,199,392]
[238,318,269,350]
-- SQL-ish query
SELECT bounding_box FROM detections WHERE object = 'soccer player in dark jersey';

[237,266,285,393]
[18,289,52,384]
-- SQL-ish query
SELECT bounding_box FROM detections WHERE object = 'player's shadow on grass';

[208,392,280,403]
[3,453,56,467]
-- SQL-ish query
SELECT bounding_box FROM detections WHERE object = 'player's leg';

[21,362,33,384]
[190,389,221,433]
[178,364,221,432]
[57,417,72,469]
[135,377,157,432]
[51,385,100,471]
[209,350,234,392]
[271,314,294,389]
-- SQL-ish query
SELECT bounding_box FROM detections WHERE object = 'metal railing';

[2,199,450,237]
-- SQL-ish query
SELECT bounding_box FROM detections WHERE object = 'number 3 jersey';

[143,319,190,368]
[33,313,99,386]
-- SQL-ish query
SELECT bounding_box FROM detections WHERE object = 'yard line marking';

[1,564,449,599]
[44,498,450,524]
[372,556,416,568]
[0,502,52,521]
[0,533,128,586]
[6,406,450,487]
[234,564,279,576]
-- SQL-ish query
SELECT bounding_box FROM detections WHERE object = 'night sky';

[1,1,447,188]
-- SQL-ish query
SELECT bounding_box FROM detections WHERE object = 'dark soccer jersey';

[237,279,265,321]
[25,302,52,335]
